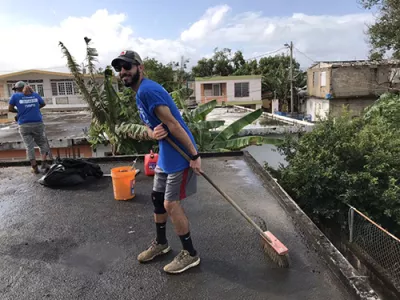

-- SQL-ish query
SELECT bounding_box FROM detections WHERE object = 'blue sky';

[3,0,368,37]
[0,0,375,73]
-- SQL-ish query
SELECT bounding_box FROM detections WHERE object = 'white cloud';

[0,6,376,75]
[180,5,231,42]
[0,9,194,74]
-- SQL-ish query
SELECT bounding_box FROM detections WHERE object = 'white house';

[195,75,262,109]
[0,69,118,107]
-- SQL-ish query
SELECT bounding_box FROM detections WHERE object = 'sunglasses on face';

[114,61,137,72]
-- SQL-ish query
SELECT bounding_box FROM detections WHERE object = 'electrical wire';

[293,47,316,64]
[245,47,287,61]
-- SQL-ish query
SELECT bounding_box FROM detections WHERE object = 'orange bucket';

[111,166,137,200]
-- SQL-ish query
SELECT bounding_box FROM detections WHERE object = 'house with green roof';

[194,75,262,109]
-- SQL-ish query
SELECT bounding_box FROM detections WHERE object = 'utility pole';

[289,41,294,113]
[179,55,184,88]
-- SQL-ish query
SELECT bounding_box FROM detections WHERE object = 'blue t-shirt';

[9,92,44,125]
[136,78,197,174]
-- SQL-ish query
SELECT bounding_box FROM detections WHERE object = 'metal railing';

[348,206,400,291]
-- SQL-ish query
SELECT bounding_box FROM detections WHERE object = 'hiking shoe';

[137,240,171,263]
[31,166,40,174]
[163,250,200,274]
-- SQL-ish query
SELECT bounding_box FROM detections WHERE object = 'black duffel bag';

[38,158,103,187]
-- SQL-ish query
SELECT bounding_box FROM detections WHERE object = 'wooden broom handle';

[164,137,271,243]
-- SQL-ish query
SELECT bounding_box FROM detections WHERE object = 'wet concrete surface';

[0,112,90,143]
[0,157,354,300]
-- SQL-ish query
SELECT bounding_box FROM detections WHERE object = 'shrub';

[272,93,400,235]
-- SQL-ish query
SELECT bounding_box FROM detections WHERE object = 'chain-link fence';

[348,206,400,291]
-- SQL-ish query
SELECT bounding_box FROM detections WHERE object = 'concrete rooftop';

[0,156,355,299]
[0,107,291,145]
[0,111,91,143]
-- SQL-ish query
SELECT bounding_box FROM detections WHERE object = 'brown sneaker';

[163,250,200,274]
[137,240,171,263]
[31,165,40,174]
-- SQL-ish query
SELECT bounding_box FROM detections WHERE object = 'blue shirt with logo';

[9,92,45,125]
[136,78,197,174]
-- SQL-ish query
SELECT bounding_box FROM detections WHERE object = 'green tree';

[258,54,306,104]
[271,93,400,235]
[142,58,176,92]
[360,0,400,59]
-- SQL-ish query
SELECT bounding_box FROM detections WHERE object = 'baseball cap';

[111,50,143,70]
[12,81,26,90]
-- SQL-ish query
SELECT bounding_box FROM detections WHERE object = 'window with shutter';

[234,82,249,97]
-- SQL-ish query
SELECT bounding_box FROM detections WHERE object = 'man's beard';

[123,71,140,88]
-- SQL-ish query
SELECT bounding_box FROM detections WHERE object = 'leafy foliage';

[59,37,155,155]
[171,88,283,152]
[142,57,191,92]
[360,0,400,59]
[271,93,400,235]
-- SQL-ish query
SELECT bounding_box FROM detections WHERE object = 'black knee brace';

[152,191,166,214]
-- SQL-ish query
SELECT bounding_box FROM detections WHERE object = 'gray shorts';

[153,165,197,201]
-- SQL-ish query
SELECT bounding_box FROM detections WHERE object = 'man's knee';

[152,191,166,214]
[164,200,180,215]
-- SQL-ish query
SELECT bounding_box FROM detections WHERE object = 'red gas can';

[144,150,158,176]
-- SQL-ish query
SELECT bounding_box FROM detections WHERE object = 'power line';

[246,47,287,61]
[293,47,316,63]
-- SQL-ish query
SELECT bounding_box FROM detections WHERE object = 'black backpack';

[38,158,103,187]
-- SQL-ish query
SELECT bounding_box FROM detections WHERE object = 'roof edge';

[0,69,104,80]
[195,75,262,81]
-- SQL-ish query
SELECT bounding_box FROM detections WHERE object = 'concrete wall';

[307,67,331,98]
[0,144,93,161]
[305,97,376,121]
[195,78,261,105]
[331,66,394,98]
[329,98,376,118]
[308,63,400,99]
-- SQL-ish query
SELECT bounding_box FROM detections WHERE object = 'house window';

[7,84,14,97]
[320,72,327,87]
[51,79,79,96]
[313,72,318,87]
[27,83,44,97]
[203,83,222,96]
[234,82,249,98]
[6,79,44,97]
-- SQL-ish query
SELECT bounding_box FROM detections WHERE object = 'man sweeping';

[111,50,201,274]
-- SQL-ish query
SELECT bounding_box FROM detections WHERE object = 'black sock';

[179,232,196,256]
[156,222,167,245]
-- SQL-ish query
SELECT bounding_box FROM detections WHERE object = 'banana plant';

[170,87,282,152]
[59,37,154,155]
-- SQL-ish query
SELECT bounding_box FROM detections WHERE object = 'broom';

[165,136,290,268]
